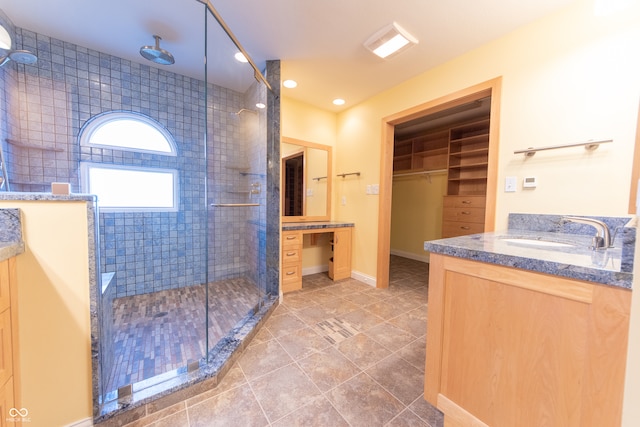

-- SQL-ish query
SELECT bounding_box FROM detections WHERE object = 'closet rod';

[514,139,613,157]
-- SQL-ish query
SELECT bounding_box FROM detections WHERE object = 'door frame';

[376,77,502,288]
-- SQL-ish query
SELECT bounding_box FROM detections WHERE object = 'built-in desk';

[281,221,354,293]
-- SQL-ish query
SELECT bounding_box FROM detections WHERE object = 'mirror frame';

[281,137,332,222]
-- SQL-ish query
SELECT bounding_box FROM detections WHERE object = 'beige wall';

[283,0,640,423]
[332,0,640,280]
[0,200,92,427]
[390,174,447,261]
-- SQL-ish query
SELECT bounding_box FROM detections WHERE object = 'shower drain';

[153,311,169,318]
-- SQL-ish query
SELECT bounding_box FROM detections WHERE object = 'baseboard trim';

[302,265,329,276]
[64,418,93,427]
[351,270,376,287]
[390,249,430,263]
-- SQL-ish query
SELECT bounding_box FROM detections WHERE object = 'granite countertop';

[0,192,96,202]
[0,208,25,262]
[424,213,636,289]
[283,221,355,231]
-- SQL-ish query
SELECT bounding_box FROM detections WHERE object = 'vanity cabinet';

[281,231,303,293]
[281,225,353,293]
[425,254,631,427]
[0,257,18,417]
[329,228,352,281]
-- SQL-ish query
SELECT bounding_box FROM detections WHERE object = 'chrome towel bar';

[514,139,613,157]
[210,203,260,207]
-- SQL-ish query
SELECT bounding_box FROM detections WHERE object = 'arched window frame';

[79,110,177,156]
[79,111,179,212]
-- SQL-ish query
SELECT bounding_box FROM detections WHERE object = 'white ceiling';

[0,0,576,111]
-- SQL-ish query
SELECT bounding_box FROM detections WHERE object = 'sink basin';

[501,238,575,248]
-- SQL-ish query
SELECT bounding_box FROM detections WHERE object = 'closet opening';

[376,78,502,288]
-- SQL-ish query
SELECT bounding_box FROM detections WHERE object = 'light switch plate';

[505,176,517,192]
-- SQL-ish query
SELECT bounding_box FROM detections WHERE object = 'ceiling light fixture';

[332,98,346,106]
[234,52,248,63]
[283,79,298,89]
[364,22,418,59]
[256,102,266,109]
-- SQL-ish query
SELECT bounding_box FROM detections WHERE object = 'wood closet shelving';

[392,116,491,238]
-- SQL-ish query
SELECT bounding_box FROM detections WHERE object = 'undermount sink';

[500,237,575,248]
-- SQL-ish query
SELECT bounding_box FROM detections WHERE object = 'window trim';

[80,162,180,212]
[79,110,177,156]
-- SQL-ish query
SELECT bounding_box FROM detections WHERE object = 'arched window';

[79,111,177,155]
[79,111,179,211]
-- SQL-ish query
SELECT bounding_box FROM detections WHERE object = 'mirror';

[281,137,332,222]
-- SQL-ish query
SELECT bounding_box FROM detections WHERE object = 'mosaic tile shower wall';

[4,25,266,297]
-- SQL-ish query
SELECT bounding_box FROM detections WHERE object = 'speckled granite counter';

[424,213,635,289]
[282,221,355,231]
[0,208,24,261]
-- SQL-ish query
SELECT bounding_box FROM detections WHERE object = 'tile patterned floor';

[120,256,444,427]
[107,277,263,392]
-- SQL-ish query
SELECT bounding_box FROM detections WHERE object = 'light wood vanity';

[281,223,353,293]
[425,254,631,427]
[0,256,20,420]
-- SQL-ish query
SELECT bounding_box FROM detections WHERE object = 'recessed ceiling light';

[333,98,346,106]
[283,79,298,89]
[256,102,266,109]
[364,22,418,59]
[234,52,248,63]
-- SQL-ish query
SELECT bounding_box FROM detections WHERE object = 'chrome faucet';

[563,216,612,250]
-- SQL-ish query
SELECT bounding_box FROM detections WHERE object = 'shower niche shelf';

[6,139,64,152]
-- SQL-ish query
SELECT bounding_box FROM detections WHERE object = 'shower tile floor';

[106,277,262,393]
[111,256,444,427]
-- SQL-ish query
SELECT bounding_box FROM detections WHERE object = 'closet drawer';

[443,195,486,209]
[442,221,485,238]
[443,207,485,224]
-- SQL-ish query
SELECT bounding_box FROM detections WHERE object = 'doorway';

[376,78,502,288]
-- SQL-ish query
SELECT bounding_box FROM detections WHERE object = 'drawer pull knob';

[461,226,470,230]
[462,211,471,215]
[286,271,295,275]
[286,236,296,240]
[286,252,296,256]
[462,200,472,204]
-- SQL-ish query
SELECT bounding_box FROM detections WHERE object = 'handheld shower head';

[140,35,175,65]
[0,49,38,67]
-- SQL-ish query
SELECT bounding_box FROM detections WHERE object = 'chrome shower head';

[139,35,175,65]
[0,49,38,67]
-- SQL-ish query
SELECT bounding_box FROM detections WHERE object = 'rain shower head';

[0,49,38,67]
[140,35,175,65]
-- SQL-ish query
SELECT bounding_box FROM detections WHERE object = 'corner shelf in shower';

[10,180,50,186]
[6,138,64,152]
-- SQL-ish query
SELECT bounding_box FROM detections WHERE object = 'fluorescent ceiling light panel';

[364,22,418,59]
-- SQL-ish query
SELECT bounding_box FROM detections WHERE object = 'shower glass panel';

[96,0,209,398]
[203,5,268,356]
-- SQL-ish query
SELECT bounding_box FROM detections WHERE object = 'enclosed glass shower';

[0,0,279,417]
[93,1,277,413]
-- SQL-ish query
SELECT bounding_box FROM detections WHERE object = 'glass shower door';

[204,6,268,357]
